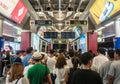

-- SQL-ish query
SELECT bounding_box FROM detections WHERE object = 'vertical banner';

[114,37,120,49]
[0,37,4,51]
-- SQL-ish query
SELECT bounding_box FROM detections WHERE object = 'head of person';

[55,55,67,69]
[114,49,120,60]
[8,62,24,82]
[50,49,55,55]
[72,56,80,69]
[16,50,21,56]
[32,52,43,63]
[107,49,114,60]
[81,52,93,67]
[97,47,106,55]
[5,51,11,57]
[20,50,26,56]
[26,47,34,54]
[68,50,75,58]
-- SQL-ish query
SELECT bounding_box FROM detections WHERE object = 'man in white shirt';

[91,48,108,72]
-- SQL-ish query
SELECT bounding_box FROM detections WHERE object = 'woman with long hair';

[54,55,69,84]
[6,62,29,84]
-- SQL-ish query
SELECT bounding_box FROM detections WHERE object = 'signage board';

[0,0,28,24]
[70,20,87,26]
[35,20,52,26]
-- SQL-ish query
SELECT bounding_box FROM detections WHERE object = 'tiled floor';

[0,77,5,84]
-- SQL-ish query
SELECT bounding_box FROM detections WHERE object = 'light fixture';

[4,21,13,26]
[104,21,114,27]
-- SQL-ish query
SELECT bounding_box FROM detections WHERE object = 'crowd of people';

[0,46,120,84]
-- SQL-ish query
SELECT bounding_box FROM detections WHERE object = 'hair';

[81,52,93,65]
[20,50,25,54]
[115,49,120,56]
[26,47,33,54]
[8,62,24,82]
[68,51,75,57]
[6,51,11,57]
[72,56,80,69]
[107,50,114,59]
[97,47,106,55]
[55,55,67,69]
[16,51,21,55]
[50,49,55,54]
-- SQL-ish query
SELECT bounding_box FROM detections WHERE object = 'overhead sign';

[70,20,87,26]
[35,20,52,26]
[0,0,28,24]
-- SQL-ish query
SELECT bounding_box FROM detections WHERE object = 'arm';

[108,75,114,84]
[64,68,69,82]
[47,74,52,84]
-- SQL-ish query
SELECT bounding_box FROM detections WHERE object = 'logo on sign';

[18,7,24,17]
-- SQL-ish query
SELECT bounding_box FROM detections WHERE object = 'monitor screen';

[44,32,58,38]
[89,0,120,24]
[61,32,75,39]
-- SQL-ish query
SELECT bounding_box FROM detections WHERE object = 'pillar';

[21,31,31,51]
[114,20,120,49]
[0,18,4,51]
[87,32,98,54]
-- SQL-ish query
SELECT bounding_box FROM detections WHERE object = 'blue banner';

[0,37,4,52]
[114,37,120,49]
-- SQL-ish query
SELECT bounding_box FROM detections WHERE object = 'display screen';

[61,32,75,39]
[44,32,58,38]
[79,34,86,53]
[90,0,120,24]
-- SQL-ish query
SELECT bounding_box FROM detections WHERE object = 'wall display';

[4,41,20,51]
[31,33,40,52]
[90,0,120,24]
[61,32,75,39]
[0,0,28,23]
[74,27,82,38]
[79,34,86,53]
[44,32,58,38]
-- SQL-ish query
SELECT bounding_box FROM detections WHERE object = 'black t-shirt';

[72,69,103,84]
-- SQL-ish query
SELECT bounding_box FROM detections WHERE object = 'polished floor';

[0,77,5,84]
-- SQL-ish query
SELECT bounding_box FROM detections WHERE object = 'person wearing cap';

[27,52,52,84]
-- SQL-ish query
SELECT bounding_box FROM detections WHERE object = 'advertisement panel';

[0,0,28,24]
[90,0,120,24]
[10,0,28,24]
[79,34,86,53]
[0,0,19,17]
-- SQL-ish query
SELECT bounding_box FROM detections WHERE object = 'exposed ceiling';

[27,0,93,31]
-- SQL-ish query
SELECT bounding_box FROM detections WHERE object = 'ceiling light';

[4,21,13,26]
[95,27,105,32]
[105,21,114,27]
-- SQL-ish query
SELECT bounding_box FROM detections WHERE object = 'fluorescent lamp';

[4,21,13,26]
[104,21,114,27]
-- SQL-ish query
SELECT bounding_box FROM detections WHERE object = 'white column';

[0,18,3,36]
[115,20,120,37]
[40,40,43,52]
[114,19,120,49]
[45,42,47,53]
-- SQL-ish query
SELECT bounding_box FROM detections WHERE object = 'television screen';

[89,0,120,24]
[61,32,75,39]
[44,32,58,38]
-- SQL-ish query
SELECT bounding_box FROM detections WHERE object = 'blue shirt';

[22,54,32,67]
